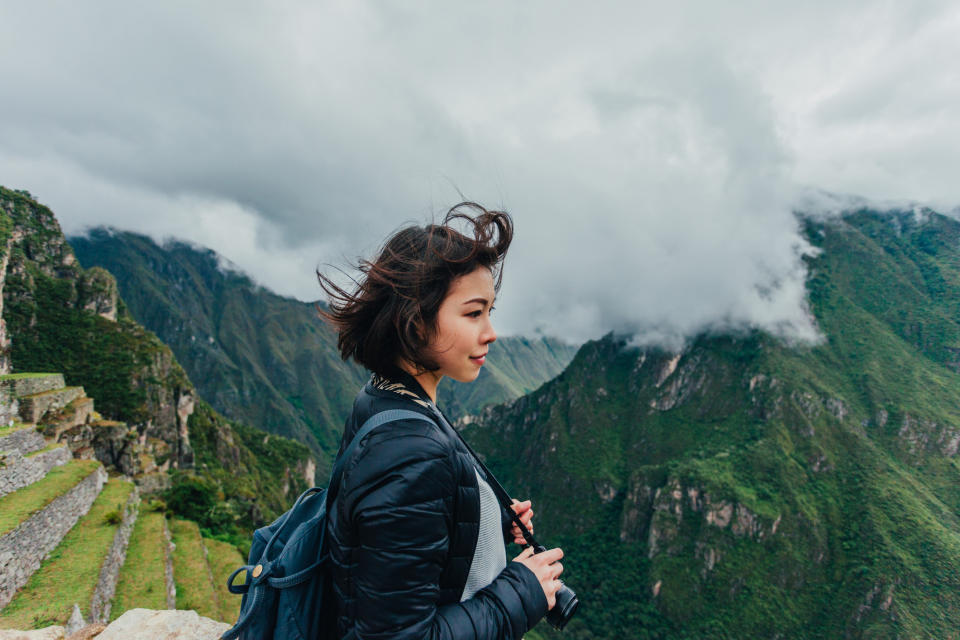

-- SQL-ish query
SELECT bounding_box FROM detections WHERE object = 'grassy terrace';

[0,459,101,538]
[22,386,81,399]
[171,519,219,620]
[110,510,168,620]
[0,373,58,379]
[24,442,66,458]
[0,423,34,440]
[204,536,244,623]
[0,478,134,629]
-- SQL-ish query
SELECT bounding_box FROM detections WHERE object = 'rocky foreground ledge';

[0,609,229,640]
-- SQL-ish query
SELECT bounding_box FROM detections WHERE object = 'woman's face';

[427,266,497,383]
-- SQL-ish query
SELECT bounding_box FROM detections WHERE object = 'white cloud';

[2,1,958,344]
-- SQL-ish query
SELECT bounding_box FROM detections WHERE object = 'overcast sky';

[2,1,958,345]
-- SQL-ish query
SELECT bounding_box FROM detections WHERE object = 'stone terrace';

[0,372,244,632]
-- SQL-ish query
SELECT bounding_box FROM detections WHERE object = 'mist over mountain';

[69,228,578,471]
[13,4,960,347]
[465,206,960,638]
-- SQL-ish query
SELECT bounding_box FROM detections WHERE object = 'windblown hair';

[317,202,513,377]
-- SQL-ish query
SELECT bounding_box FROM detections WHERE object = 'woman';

[317,203,564,639]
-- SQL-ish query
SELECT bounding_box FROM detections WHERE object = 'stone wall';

[0,465,107,609]
[0,427,44,457]
[0,445,71,498]
[0,388,16,429]
[162,517,176,609]
[0,374,65,399]
[0,403,16,430]
[89,485,140,623]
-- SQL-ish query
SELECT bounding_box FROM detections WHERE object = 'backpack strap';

[325,408,434,509]
[260,408,434,561]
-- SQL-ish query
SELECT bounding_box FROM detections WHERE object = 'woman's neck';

[396,360,442,404]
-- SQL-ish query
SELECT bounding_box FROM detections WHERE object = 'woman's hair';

[317,202,513,377]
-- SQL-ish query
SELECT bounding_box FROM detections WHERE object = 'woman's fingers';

[510,499,532,514]
[512,546,565,610]
[539,547,564,565]
[512,546,535,561]
[510,520,533,534]
[511,531,532,544]
[509,499,534,545]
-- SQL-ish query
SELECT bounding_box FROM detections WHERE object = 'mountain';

[0,185,312,540]
[464,208,960,639]
[69,228,578,471]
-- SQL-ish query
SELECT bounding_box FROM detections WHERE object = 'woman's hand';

[512,546,564,610]
[508,498,534,544]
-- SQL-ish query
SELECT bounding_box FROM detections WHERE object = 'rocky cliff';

[0,186,313,535]
[0,188,194,469]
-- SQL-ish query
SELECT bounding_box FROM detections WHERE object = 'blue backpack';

[221,409,432,640]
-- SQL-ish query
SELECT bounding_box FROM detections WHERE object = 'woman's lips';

[470,355,486,365]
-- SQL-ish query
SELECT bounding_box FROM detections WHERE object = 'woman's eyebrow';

[462,297,494,306]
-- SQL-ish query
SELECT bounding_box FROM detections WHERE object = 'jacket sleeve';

[343,422,547,640]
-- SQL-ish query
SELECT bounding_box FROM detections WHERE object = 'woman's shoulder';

[346,383,450,455]
[338,387,460,509]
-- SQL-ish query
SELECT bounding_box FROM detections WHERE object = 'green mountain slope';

[69,228,578,469]
[0,186,311,544]
[465,208,960,639]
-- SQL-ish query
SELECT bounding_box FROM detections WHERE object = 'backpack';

[220,409,433,640]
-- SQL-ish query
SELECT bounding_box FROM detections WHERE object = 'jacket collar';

[368,363,433,409]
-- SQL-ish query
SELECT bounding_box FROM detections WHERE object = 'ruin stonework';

[89,485,140,623]
[0,465,107,609]
[0,428,44,458]
[0,445,71,498]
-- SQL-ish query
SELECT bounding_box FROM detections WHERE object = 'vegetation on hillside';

[465,208,960,638]
[0,186,312,550]
[169,399,311,552]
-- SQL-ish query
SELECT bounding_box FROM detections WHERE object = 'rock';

[65,624,106,640]
[91,421,140,476]
[77,267,118,321]
[706,501,734,528]
[95,609,229,639]
[655,353,682,387]
[0,628,65,640]
[65,604,85,635]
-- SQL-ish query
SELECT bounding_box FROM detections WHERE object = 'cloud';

[1,1,957,344]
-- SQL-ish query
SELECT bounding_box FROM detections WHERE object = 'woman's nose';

[482,318,497,344]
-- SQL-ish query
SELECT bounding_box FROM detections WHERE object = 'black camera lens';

[545,581,579,630]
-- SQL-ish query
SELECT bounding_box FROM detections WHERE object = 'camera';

[533,544,579,630]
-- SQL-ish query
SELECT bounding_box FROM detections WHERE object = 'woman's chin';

[450,368,481,384]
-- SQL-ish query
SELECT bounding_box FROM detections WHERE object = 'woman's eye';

[467,306,494,318]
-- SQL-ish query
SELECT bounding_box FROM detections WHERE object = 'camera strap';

[425,402,544,551]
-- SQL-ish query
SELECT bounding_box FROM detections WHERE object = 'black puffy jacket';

[327,366,548,639]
